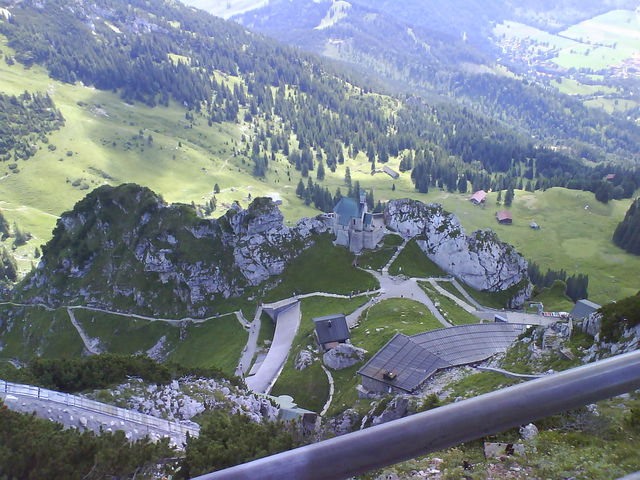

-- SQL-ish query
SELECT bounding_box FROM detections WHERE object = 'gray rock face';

[385,199,529,294]
[88,377,279,424]
[520,423,539,440]
[370,397,410,427]
[323,343,367,370]
[295,350,313,371]
[578,313,602,337]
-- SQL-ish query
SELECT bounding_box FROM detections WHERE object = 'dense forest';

[613,198,640,255]
[0,0,638,203]
[0,90,65,162]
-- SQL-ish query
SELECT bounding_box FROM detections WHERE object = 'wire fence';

[0,379,199,439]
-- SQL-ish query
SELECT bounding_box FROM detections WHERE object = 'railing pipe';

[194,350,640,480]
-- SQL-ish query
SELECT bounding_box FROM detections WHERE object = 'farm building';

[313,314,350,351]
[469,190,487,205]
[569,299,601,320]
[332,191,384,253]
[382,166,400,179]
[496,210,513,224]
[529,222,540,229]
[358,323,528,394]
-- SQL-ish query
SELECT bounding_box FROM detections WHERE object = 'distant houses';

[496,210,513,225]
[313,314,350,351]
[469,190,487,205]
[331,191,384,253]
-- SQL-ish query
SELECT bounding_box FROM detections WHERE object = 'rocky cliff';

[17,184,329,316]
[385,199,529,294]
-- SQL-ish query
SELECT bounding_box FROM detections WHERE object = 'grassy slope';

[65,309,247,376]
[263,235,378,302]
[357,234,403,271]
[529,280,576,312]
[388,238,445,277]
[0,306,84,359]
[418,282,479,325]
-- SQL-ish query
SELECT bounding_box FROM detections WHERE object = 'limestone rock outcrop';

[385,199,529,296]
[17,185,331,316]
[323,343,367,370]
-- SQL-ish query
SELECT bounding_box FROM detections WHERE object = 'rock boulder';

[323,343,367,370]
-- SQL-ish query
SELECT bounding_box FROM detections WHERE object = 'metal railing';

[194,350,640,480]
[1,379,199,438]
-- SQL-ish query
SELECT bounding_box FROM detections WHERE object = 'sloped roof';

[334,197,362,226]
[496,210,512,221]
[569,299,601,319]
[358,323,528,392]
[470,190,487,203]
[313,314,350,344]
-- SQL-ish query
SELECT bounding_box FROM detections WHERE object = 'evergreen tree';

[344,167,352,188]
[496,190,502,205]
[317,159,325,181]
[214,183,220,194]
[504,188,514,207]
[296,179,305,198]
[613,198,640,255]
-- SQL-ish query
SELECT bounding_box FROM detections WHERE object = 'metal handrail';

[194,350,640,480]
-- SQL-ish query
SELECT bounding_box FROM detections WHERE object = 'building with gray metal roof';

[569,299,601,319]
[358,323,528,393]
[313,314,350,351]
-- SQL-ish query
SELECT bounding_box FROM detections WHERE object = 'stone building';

[331,191,384,252]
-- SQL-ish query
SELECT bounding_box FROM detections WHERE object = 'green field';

[357,234,403,271]
[263,235,379,302]
[388,238,446,278]
[418,282,479,325]
[529,280,575,313]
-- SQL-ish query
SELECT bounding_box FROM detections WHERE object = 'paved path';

[236,307,263,377]
[67,308,102,354]
[320,365,335,417]
[381,238,408,274]
[449,278,484,310]
[245,301,301,394]
[426,279,478,314]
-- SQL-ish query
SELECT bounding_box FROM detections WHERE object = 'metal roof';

[358,324,528,392]
[313,314,350,344]
[496,210,512,221]
[333,197,362,226]
[470,190,487,203]
[569,299,601,319]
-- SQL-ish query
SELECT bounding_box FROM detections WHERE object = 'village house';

[496,210,513,225]
[382,165,400,179]
[331,191,385,252]
[313,314,350,351]
[469,190,487,205]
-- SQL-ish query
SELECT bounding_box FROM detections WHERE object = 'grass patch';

[73,309,247,376]
[447,371,522,400]
[0,305,84,360]
[451,279,527,310]
[418,282,479,325]
[529,280,575,313]
[257,311,276,348]
[263,234,378,302]
[270,296,370,413]
[356,234,403,271]
[388,238,446,278]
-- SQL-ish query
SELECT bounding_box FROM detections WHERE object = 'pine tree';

[296,179,305,198]
[496,190,502,205]
[317,159,325,181]
[344,167,352,188]
[214,183,220,194]
[504,188,514,207]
